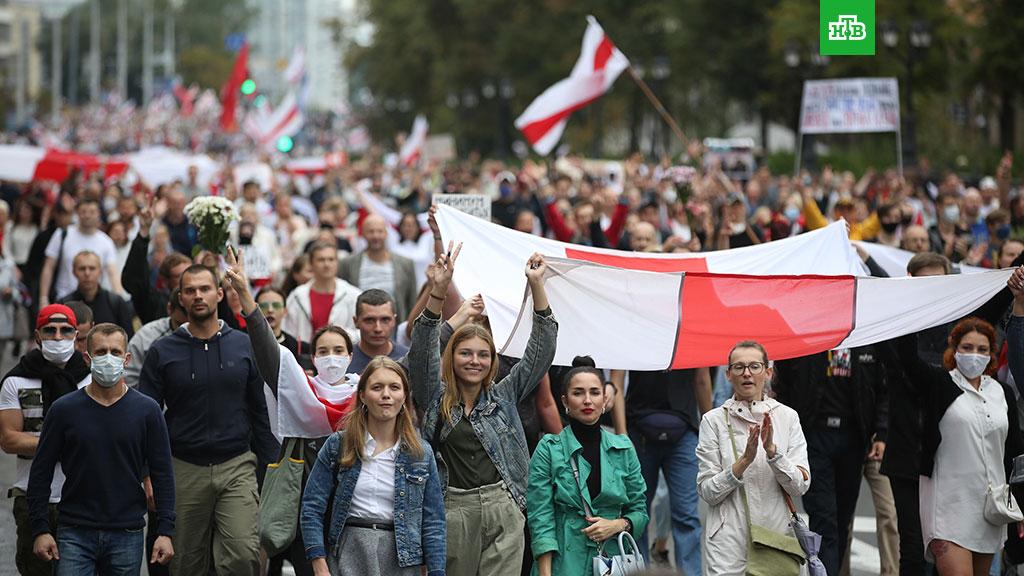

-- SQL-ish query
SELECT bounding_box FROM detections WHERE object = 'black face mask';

[239,235,253,245]
[901,216,913,227]
[881,221,900,234]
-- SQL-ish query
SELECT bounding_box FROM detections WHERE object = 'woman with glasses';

[256,287,312,371]
[695,341,810,575]
[224,252,359,576]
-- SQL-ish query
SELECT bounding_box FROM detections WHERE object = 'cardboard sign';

[434,193,491,221]
[800,78,900,134]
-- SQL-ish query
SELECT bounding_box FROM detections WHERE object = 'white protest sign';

[799,78,901,134]
[422,134,457,164]
[434,194,492,221]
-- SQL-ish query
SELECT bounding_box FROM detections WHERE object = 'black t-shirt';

[817,349,856,421]
[728,225,764,249]
[625,368,700,432]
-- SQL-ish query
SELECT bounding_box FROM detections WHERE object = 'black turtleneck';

[570,417,603,499]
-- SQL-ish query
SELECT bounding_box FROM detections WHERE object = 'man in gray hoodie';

[126,289,186,389]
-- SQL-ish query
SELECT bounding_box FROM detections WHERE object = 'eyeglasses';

[729,362,766,375]
[258,302,285,311]
[40,326,76,338]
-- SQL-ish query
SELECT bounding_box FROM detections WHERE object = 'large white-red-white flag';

[399,115,428,166]
[433,205,1011,371]
[515,16,630,155]
[0,145,129,183]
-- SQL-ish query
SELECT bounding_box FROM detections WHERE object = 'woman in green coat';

[527,361,649,576]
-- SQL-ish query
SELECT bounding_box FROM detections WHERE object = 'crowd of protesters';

[1,136,1024,576]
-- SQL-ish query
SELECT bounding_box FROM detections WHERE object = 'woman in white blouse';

[696,340,811,575]
[892,316,1024,575]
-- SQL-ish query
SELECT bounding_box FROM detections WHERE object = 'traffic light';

[241,79,256,95]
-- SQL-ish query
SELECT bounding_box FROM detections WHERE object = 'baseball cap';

[36,304,78,329]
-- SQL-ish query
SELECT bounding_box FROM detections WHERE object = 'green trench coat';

[527,426,649,576]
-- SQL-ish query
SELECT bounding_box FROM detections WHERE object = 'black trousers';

[802,426,864,576]
[889,475,929,576]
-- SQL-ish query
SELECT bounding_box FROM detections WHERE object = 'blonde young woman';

[300,357,446,576]
[695,341,810,575]
[408,243,557,576]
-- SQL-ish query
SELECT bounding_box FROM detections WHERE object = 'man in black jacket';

[59,251,136,338]
[139,264,277,576]
[774,346,888,576]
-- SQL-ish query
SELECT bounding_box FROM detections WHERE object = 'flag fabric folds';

[400,115,429,166]
[515,16,630,155]
[433,204,1011,371]
[220,41,250,132]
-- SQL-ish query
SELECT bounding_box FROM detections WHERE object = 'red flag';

[219,42,249,132]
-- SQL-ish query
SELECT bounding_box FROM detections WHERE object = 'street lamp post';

[880,19,931,168]
[787,42,829,172]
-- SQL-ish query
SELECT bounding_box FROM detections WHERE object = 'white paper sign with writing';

[433,194,492,221]
[800,78,901,134]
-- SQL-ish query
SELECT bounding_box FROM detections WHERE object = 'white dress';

[696,396,811,576]
[920,370,1010,557]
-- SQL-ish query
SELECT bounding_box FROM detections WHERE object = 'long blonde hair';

[440,324,499,423]
[338,356,423,467]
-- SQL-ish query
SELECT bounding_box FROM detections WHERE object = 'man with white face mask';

[0,304,92,575]
[27,323,175,574]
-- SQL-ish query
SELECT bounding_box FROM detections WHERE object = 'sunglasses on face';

[40,326,76,338]
[258,302,285,311]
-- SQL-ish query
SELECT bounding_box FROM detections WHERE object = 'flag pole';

[626,66,688,148]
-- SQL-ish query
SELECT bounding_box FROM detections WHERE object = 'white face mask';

[314,355,351,384]
[41,338,75,364]
[729,222,747,234]
[955,352,989,379]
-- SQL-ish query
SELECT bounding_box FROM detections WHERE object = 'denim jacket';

[299,431,446,575]
[408,309,558,510]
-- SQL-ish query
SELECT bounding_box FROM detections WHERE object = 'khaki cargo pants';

[171,451,260,576]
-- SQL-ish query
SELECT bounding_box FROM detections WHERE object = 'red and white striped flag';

[251,92,304,151]
[399,115,428,166]
[284,46,306,85]
[515,16,630,155]
[433,204,1010,370]
[0,145,129,183]
[271,345,357,440]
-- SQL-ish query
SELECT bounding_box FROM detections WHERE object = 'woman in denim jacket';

[300,357,447,576]
[409,244,558,576]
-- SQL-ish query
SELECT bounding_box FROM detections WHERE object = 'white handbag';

[568,455,646,576]
[985,483,1024,525]
[591,531,645,576]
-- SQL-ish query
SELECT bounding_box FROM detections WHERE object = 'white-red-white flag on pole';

[515,16,630,155]
[399,115,428,166]
[284,46,306,85]
[253,92,304,151]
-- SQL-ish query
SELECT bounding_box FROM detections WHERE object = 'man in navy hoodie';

[140,264,276,576]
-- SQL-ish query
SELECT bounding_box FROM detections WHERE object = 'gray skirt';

[329,525,420,576]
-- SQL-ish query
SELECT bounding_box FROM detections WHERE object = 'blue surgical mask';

[997,224,1011,240]
[90,354,126,388]
[783,206,800,222]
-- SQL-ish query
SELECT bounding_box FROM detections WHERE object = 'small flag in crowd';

[399,115,429,167]
[515,16,629,155]
[220,41,250,131]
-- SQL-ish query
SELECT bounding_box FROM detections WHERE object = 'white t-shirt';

[358,257,395,297]
[0,374,91,502]
[45,227,118,300]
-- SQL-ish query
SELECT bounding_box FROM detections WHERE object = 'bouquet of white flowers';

[184,196,237,256]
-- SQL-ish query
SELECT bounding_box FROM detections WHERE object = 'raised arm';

[408,243,461,411]
[493,254,557,403]
[225,247,283,395]
[123,198,160,323]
